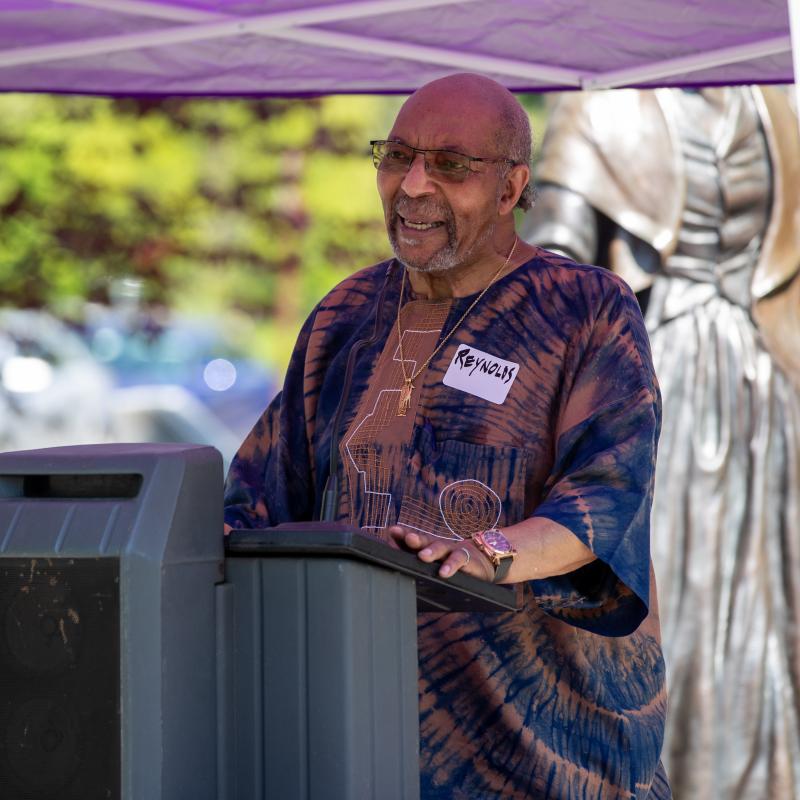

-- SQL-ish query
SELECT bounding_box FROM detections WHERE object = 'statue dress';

[523,86,800,800]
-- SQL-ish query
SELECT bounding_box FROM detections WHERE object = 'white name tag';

[443,344,519,405]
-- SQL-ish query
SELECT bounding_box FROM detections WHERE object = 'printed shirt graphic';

[224,250,671,800]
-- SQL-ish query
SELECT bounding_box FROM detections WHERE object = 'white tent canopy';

[0,0,795,96]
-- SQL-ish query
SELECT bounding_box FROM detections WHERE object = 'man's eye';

[434,155,469,173]
[385,147,410,161]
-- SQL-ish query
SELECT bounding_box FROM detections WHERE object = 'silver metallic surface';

[523,87,800,800]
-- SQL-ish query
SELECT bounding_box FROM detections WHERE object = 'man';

[225,73,670,799]
[522,86,800,800]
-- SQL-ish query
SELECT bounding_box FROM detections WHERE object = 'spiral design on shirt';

[439,479,502,539]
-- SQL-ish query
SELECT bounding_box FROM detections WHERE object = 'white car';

[0,309,115,452]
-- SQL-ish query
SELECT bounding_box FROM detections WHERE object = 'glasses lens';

[427,150,472,182]
[372,141,413,171]
[370,142,476,182]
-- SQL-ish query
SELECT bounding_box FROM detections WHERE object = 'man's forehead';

[389,90,500,153]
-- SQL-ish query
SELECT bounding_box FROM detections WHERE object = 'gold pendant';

[398,378,414,416]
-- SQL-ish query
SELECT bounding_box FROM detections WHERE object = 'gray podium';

[0,443,516,800]
[222,525,516,800]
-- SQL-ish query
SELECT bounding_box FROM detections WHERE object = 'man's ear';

[498,164,530,215]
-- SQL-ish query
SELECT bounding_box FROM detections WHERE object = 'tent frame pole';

[790,0,800,121]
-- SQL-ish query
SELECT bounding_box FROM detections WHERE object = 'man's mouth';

[399,214,444,231]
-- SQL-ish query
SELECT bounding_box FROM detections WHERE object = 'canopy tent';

[0,0,795,97]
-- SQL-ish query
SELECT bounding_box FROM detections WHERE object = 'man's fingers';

[386,525,407,546]
[417,539,453,563]
[438,546,471,577]
[387,525,429,551]
[405,531,426,549]
[386,528,478,580]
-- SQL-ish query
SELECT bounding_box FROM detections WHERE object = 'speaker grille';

[0,557,120,800]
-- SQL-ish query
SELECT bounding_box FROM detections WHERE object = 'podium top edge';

[225,523,518,612]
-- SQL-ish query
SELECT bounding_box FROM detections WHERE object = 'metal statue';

[523,86,800,800]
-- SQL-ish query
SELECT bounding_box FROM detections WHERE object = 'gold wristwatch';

[472,528,516,583]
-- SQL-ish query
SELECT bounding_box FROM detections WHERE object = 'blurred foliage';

[0,91,546,372]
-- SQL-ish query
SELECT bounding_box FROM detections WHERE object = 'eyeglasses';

[370,140,515,184]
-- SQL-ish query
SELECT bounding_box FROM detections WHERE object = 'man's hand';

[387,525,495,582]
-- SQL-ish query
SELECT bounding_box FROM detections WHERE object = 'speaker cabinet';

[0,558,119,800]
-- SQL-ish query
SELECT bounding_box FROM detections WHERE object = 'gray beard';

[388,199,495,274]
[390,224,495,274]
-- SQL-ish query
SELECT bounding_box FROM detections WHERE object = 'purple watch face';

[484,530,512,554]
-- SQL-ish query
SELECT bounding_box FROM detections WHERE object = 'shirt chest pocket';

[397,437,529,540]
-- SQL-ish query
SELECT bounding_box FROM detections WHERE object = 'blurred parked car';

[82,308,277,468]
[0,309,115,452]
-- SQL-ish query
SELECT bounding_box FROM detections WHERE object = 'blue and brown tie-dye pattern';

[225,249,671,799]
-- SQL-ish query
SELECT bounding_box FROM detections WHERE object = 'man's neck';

[406,234,536,300]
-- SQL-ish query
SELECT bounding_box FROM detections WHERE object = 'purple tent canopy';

[0,0,795,96]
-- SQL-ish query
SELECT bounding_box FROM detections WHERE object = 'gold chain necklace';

[395,236,518,417]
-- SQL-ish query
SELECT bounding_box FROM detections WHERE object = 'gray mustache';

[393,196,453,223]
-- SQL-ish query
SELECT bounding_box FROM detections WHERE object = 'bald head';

[394,73,534,210]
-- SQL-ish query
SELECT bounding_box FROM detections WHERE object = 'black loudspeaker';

[0,558,120,800]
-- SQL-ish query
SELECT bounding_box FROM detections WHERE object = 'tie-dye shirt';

[225,249,671,799]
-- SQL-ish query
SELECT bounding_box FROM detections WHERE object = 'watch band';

[492,553,514,583]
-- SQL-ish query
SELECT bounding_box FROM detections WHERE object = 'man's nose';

[400,152,435,197]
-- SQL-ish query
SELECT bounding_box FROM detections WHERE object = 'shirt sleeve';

[529,271,662,636]
[223,306,318,531]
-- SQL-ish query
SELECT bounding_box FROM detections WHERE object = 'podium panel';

[220,555,419,800]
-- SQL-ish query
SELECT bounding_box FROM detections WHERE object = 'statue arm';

[524,183,661,296]
[522,183,599,263]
